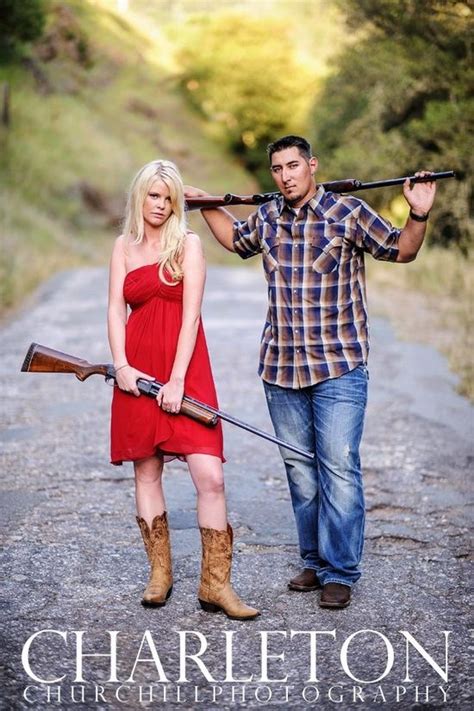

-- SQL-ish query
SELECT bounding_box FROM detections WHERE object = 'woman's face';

[143,179,173,228]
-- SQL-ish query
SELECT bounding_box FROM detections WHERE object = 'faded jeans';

[263,365,368,587]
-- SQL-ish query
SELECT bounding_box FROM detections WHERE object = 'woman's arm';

[107,236,151,396]
[157,232,206,413]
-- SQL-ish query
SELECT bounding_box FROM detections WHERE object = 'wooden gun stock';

[21,342,109,381]
[185,171,456,210]
[21,343,314,459]
[21,343,217,426]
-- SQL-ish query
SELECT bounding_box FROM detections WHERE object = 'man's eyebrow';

[271,158,300,168]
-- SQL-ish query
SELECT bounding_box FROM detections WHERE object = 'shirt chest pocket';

[261,235,280,275]
[311,225,345,274]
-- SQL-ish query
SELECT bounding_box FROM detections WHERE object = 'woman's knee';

[134,456,163,484]
[194,469,225,496]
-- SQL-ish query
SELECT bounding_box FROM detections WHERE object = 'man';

[186,135,436,608]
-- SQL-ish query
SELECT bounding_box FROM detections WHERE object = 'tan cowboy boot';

[198,524,260,620]
[136,512,173,607]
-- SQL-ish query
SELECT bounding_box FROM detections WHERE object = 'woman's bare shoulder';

[184,230,201,244]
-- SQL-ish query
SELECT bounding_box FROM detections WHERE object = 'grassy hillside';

[0,0,257,313]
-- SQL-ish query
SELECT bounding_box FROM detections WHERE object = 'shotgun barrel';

[185,170,456,210]
[21,343,315,460]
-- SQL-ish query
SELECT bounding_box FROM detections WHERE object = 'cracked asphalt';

[1,265,472,710]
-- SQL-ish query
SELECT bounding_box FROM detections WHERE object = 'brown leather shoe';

[288,568,320,592]
[319,582,351,608]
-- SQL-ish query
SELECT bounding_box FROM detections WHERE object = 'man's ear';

[309,157,318,176]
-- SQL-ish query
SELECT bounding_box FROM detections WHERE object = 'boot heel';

[199,599,220,613]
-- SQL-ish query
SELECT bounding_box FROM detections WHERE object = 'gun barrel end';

[21,343,38,372]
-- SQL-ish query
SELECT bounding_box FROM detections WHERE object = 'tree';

[0,0,46,58]
[174,10,314,187]
[310,0,473,249]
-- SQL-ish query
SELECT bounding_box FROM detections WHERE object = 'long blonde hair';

[123,159,187,284]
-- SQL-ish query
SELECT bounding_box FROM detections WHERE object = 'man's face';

[270,147,318,207]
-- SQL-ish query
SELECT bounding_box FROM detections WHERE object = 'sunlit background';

[0,0,472,396]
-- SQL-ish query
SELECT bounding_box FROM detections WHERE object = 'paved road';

[1,265,472,710]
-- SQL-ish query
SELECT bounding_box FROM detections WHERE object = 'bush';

[0,0,46,59]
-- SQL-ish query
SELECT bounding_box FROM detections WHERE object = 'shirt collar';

[275,185,326,218]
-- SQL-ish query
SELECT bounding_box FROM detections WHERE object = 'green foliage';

[0,0,46,59]
[0,0,256,313]
[174,11,314,188]
[311,0,473,250]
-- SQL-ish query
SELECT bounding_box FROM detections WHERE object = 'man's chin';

[284,192,302,205]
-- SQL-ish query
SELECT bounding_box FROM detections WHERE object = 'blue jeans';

[263,366,368,587]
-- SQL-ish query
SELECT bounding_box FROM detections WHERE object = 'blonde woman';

[108,159,259,620]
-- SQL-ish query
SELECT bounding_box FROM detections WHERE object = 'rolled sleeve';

[356,200,400,262]
[233,211,262,260]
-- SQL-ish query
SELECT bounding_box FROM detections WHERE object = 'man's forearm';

[396,217,427,262]
[200,207,236,252]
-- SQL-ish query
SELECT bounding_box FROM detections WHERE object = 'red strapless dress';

[110,263,224,464]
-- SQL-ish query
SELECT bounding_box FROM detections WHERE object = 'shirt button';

[294,268,298,272]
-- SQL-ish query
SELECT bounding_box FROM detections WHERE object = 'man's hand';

[184,185,237,252]
[184,185,210,199]
[403,171,436,216]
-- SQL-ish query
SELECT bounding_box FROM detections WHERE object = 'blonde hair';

[123,159,187,284]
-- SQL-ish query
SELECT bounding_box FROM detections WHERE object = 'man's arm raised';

[396,171,436,263]
[185,186,236,252]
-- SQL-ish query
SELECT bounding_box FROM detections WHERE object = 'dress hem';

[111,444,225,466]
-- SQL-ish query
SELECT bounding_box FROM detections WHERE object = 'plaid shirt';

[233,186,401,388]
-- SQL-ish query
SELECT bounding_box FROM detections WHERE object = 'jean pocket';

[357,364,369,380]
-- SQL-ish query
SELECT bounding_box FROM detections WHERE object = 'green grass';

[0,0,256,314]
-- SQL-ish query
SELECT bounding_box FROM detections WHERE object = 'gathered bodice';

[124,263,183,309]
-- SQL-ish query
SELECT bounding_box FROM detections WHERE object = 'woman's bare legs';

[186,454,227,530]
[134,455,165,527]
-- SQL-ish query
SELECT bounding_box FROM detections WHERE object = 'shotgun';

[184,170,456,210]
[21,343,314,461]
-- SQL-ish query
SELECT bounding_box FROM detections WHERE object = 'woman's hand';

[156,377,185,414]
[115,365,154,397]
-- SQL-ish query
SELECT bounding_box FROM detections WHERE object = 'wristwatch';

[409,209,430,222]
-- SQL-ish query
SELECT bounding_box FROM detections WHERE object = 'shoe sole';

[319,599,350,609]
[141,585,173,607]
[198,598,260,620]
[288,582,320,592]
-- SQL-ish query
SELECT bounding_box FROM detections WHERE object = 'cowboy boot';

[198,524,260,620]
[136,512,173,607]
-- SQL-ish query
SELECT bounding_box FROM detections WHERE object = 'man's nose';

[281,168,291,183]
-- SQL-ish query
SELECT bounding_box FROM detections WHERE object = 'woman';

[108,159,259,620]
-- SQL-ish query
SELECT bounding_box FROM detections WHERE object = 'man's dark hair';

[267,135,312,162]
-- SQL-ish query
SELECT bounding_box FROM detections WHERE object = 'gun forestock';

[21,343,109,381]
